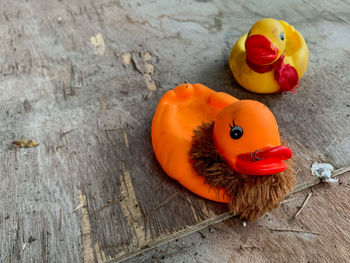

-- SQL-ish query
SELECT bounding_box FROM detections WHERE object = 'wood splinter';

[294,192,313,218]
[268,228,321,236]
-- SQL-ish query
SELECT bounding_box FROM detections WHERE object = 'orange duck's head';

[245,18,286,66]
[213,100,292,175]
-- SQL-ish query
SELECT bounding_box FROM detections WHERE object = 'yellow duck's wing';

[280,20,309,77]
[229,33,248,73]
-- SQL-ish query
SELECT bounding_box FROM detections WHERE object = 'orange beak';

[245,34,279,65]
[235,145,292,175]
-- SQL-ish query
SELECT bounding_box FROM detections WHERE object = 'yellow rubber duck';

[229,18,308,93]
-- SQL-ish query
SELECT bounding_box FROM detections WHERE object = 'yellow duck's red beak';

[245,34,279,65]
[235,145,292,175]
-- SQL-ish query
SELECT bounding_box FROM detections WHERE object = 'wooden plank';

[133,171,350,263]
[0,0,350,262]
[120,167,350,262]
[223,171,350,263]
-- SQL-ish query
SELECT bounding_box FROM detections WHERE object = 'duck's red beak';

[245,34,279,65]
[235,146,292,175]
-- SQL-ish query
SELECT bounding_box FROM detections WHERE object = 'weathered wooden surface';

[126,171,350,263]
[0,0,349,262]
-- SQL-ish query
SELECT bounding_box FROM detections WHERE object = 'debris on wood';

[294,193,313,218]
[293,165,350,193]
[59,208,63,231]
[242,221,247,227]
[21,242,26,251]
[28,236,36,243]
[61,129,76,136]
[71,203,85,213]
[282,197,300,204]
[268,228,320,236]
[90,199,116,216]
[311,162,338,183]
[56,145,65,150]
[12,136,39,148]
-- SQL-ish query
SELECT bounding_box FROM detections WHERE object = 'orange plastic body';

[151,83,290,202]
[151,83,236,203]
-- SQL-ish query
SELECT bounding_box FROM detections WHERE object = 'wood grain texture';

[0,0,349,262]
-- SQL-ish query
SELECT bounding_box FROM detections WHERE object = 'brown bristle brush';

[190,122,295,221]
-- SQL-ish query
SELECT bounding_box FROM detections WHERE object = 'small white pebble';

[242,221,247,227]
[324,177,339,183]
[311,162,338,183]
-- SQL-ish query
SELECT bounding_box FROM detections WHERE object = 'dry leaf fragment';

[12,136,39,148]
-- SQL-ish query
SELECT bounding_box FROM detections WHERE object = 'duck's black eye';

[230,125,243,140]
[280,32,285,41]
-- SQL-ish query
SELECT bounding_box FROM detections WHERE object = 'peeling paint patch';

[122,52,131,65]
[131,51,157,91]
[94,242,106,263]
[142,52,157,91]
[123,131,129,148]
[120,162,146,247]
[90,33,105,55]
[145,63,154,74]
[78,189,95,263]
[143,51,152,61]
[143,73,157,91]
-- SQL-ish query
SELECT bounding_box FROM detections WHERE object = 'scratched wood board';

[0,0,349,262]
[126,171,350,263]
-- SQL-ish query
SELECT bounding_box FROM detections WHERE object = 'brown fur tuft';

[189,122,295,221]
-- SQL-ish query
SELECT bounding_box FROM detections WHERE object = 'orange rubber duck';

[152,83,295,220]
